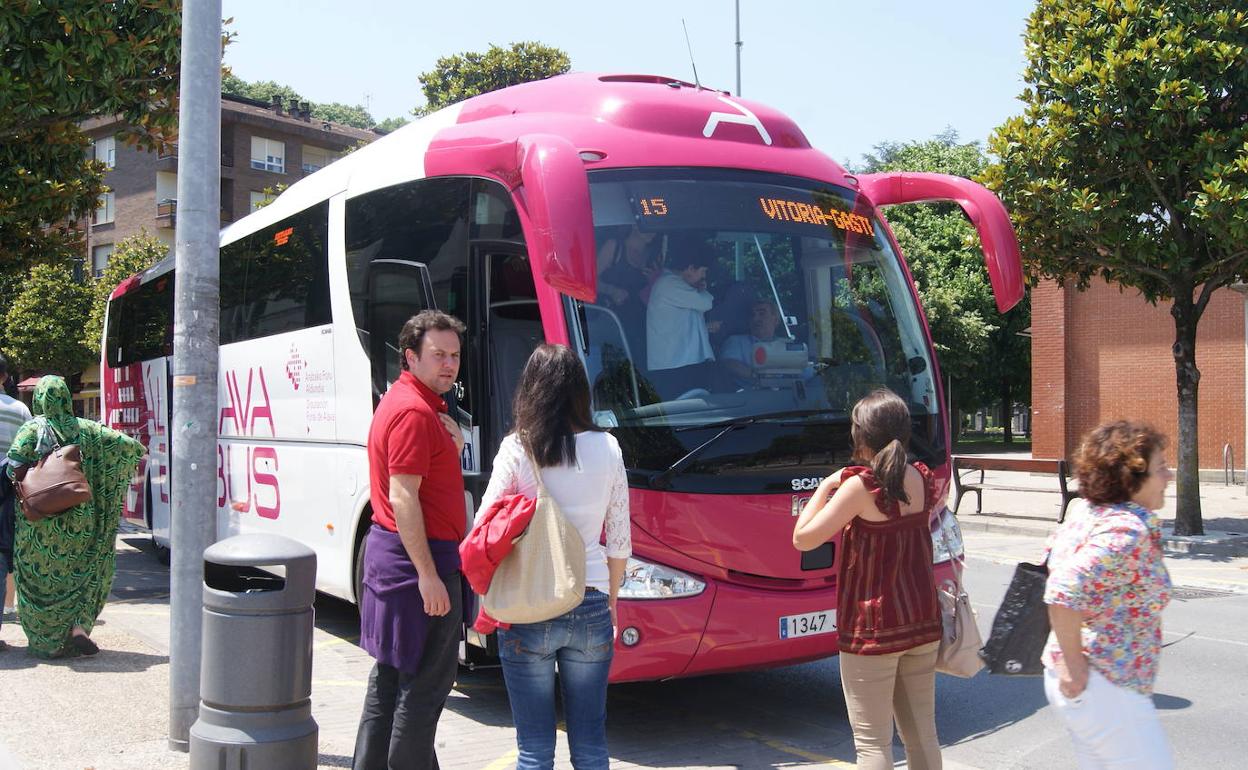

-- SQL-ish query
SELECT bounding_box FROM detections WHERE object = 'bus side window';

[345,178,473,404]
[219,201,331,345]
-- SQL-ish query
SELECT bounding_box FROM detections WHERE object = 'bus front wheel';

[353,521,369,606]
[145,479,170,565]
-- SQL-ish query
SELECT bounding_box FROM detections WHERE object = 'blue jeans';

[497,590,614,770]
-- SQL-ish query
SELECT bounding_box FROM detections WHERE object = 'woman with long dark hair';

[792,389,943,770]
[477,344,631,770]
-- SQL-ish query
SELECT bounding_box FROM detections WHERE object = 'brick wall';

[1030,280,1068,459]
[1031,277,1245,468]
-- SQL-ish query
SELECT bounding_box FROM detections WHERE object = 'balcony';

[155,146,235,171]
[156,199,176,229]
[154,199,233,228]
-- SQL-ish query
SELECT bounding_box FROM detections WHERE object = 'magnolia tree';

[983,0,1248,534]
[0,0,181,269]
[414,42,571,116]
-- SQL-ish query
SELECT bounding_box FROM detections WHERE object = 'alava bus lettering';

[215,367,281,520]
[143,363,169,504]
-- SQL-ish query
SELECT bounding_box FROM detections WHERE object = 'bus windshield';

[575,168,942,490]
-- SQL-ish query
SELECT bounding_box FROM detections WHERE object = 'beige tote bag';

[482,450,586,624]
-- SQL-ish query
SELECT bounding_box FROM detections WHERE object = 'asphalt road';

[305,545,1248,769]
[83,530,1248,769]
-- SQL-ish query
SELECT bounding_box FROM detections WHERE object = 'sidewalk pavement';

[952,466,1248,594]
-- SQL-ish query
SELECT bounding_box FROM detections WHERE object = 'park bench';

[951,456,1079,523]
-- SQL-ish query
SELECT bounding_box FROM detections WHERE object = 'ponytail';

[870,438,910,505]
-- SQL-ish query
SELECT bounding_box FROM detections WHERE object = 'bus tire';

[146,479,171,566]
[353,517,369,606]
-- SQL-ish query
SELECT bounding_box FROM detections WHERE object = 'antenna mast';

[682,19,701,89]
[735,0,743,96]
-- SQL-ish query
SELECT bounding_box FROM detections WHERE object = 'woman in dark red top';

[793,389,943,770]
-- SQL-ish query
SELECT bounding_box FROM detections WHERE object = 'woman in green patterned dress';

[5,376,144,658]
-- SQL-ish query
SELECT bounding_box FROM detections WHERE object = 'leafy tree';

[983,0,1248,534]
[312,102,373,129]
[858,132,1032,438]
[0,0,181,269]
[376,115,410,134]
[222,72,375,129]
[82,232,168,351]
[415,42,571,116]
[4,263,94,376]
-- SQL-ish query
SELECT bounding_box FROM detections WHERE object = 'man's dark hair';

[666,238,714,271]
[0,353,7,378]
[398,310,466,371]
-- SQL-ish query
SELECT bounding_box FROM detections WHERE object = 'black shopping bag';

[979,560,1050,675]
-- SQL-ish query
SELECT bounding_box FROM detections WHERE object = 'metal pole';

[169,0,222,751]
[735,0,743,96]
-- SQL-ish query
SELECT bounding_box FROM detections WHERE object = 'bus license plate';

[778,610,836,639]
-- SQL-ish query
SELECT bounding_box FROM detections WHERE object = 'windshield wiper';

[672,408,843,432]
[648,409,842,489]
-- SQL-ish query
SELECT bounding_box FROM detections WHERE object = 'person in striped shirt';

[0,354,33,649]
[793,389,943,770]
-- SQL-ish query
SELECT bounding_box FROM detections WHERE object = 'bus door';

[365,258,436,404]
[478,244,544,450]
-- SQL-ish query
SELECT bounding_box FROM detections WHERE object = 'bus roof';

[220,72,852,244]
[114,73,856,300]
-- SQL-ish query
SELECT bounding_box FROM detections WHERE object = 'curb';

[959,517,1248,557]
[1161,533,1248,558]
[957,516,1056,539]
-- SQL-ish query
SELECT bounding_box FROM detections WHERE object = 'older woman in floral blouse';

[1043,420,1173,769]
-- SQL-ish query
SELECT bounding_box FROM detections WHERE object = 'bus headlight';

[618,557,706,599]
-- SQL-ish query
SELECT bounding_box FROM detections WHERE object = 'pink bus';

[102,72,1023,682]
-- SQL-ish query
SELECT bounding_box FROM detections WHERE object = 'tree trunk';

[1001,378,1013,445]
[1171,295,1204,536]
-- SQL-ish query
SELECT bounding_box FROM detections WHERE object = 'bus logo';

[702,96,772,146]
[791,477,822,492]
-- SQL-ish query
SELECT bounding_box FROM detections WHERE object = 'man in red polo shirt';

[353,310,469,770]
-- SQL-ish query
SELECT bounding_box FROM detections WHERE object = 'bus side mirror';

[856,172,1025,313]
[516,134,597,301]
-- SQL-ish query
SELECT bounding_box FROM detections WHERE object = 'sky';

[220,0,1036,167]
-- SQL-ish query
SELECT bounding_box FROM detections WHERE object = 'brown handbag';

[14,420,92,521]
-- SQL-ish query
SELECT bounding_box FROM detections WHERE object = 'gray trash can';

[190,534,319,769]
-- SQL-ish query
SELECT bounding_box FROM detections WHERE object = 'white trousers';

[1043,667,1174,770]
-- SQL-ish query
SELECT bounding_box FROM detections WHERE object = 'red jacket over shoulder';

[459,493,536,632]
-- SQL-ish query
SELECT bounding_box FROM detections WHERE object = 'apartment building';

[78,93,378,277]
[69,94,378,417]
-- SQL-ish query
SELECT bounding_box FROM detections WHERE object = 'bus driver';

[720,300,814,387]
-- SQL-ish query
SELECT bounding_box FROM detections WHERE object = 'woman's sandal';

[69,634,99,656]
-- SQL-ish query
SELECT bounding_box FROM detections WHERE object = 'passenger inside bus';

[644,242,727,400]
[596,224,660,365]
